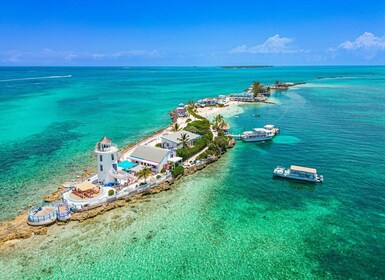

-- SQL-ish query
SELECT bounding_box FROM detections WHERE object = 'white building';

[128,145,170,173]
[160,130,201,150]
[95,136,119,184]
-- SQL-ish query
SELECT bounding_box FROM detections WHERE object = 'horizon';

[1,0,385,66]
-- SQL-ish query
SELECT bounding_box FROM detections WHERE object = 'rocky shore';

[0,110,235,247]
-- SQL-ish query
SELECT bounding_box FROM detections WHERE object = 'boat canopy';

[264,124,274,130]
[291,165,317,174]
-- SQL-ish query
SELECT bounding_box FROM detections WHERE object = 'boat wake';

[0,75,72,82]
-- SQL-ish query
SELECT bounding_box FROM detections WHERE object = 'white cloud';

[328,32,385,59]
[230,34,304,54]
[111,49,161,58]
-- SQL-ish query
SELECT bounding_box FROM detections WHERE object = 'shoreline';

[0,101,243,247]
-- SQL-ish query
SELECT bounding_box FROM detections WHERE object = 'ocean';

[0,66,384,279]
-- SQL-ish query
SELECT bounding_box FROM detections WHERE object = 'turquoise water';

[0,66,385,279]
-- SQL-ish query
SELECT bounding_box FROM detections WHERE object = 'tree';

[177,133,190,149]
[213,114,225,132]
[252,81,263,97]
[137,167,152,183]
[172,123,180,132]
[187,99,195,109]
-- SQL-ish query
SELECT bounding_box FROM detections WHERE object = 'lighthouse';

[94,136,118,184]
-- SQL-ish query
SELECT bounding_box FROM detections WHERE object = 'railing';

[70,172,173,212]
[28,208,57,223]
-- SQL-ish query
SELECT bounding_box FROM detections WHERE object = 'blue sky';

[0,0,384,66]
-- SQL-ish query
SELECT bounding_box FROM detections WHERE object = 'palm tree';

[252,81,263,97]
[213,114,224,131]
[187,99,195,109]
[177,133,190,149]
[137,167,152,183]
[172,123,180,132]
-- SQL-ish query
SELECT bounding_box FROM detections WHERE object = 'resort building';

[160,130,201,150]
[229,93,255,102]
[176,103,187,117]
[197,98,218,107]
[95,136,119,184]
[128,145,170,173]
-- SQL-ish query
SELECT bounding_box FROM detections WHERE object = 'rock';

[44,185,65,202]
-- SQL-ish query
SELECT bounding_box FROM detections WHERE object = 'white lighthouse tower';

[95,136,119,184]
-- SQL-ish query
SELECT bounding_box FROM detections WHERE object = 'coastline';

[0,101,242,247]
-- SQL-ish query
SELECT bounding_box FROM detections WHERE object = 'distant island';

[221,66,273,69]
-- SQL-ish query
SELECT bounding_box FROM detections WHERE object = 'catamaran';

[273,165,324,183]
[241,124,279,142]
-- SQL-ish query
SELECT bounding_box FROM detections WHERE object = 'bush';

[155,143,161,147]
[156,174,161,179]
[187,108,204,120]
[176,138,208,160]
[160,168,166,173]
[218,103,224,107]
[184,125,200,134]
[186,118,192,122]
[108,189,115,196]
[172,166,184,178]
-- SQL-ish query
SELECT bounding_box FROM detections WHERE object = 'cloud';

[111,49,160,58]
[0,48,161,64]
[328,32,385,59]
[230,34,304,54]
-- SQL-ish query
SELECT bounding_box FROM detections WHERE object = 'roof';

[160,130,201,144]
[76,180,98,191]
[168,156,183,163]
[291,165,317,174]
[130,145,169,163]
[99,136,112,144]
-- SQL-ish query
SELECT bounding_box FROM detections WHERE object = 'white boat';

[273,165,323,183]
[241,125,279,142]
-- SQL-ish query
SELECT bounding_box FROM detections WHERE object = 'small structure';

[160,130,201,150]
[27,205,57,226]
[95,136,119,184]
[57,203,71,221]
[218,95,227,105]
[229,93,254,102]
[128,145,170,173]
[176,103,187,117]
[197,98,218,107]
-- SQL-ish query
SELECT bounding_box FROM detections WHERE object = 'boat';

[273,165,323,183]
[240,124,279,142]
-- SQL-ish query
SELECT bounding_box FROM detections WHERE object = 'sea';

[0,66,384,279]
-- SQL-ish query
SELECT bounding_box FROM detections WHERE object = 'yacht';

[273,165,323,183]
[240,124,279,142]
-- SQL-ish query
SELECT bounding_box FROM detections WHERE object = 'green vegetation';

[177,138,208,160]
[187,108,204,120]
[186,118,192,122]
[108,189,115,196]
[155,143,161,147]
[137,167,152,183]
[171,123,180,132]
[187,100,195,109]
[172,166,184,178]
[196,135,231,160]
[177,132,190,149]
[156,174,161,179]
[252,81,263,97]
[160,168,166,173]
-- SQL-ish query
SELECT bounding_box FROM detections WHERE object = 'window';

[111,154,114,161]
[100,155,103,162]
[100,165,103,171]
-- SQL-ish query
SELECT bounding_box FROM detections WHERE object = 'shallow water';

[0,66,384,279]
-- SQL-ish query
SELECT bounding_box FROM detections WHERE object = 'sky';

[0,0,385,66]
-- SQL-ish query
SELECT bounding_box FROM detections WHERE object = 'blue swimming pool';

[118,160,138,169]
